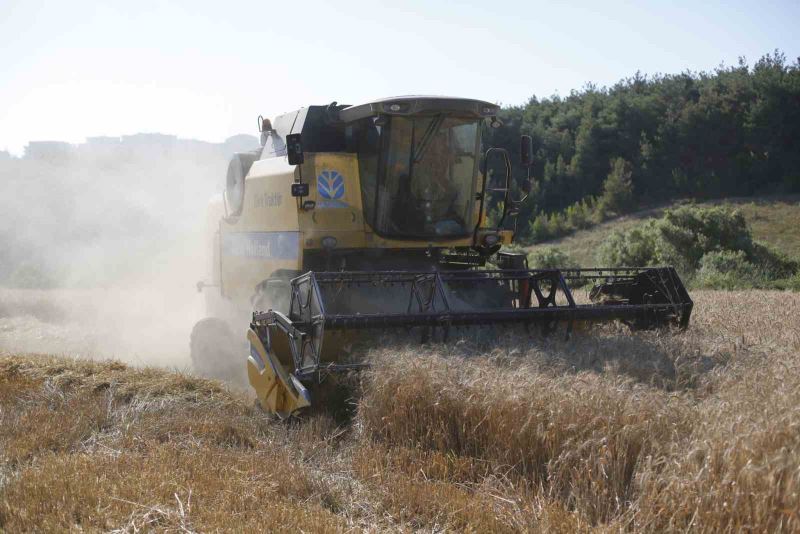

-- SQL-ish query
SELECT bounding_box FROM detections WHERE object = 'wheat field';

[1,290,799,532]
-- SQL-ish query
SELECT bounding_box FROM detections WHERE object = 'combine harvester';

[193,96,692,417]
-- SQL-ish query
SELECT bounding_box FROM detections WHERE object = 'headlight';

[484,234,500,246]
[383,102,410,113]
[321,236,338,249]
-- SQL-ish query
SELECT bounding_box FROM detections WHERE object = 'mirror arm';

[473,153,490,240]
[516,164,532,203]
[496,149,513,229]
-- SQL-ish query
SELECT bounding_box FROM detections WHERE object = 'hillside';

[533,196,800,268]
[486,53,800,244]
[2,290,800,532]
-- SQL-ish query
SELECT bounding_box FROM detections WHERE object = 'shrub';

[696,250,760,289]
[597,223,659,267]
[654,205,753,271]
[529,247,576,269]
[699,249,755,274]
[788,272,800,291]
[596,205,799,288]
[525,197,601,244]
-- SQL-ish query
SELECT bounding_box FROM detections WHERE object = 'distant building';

[18,132,258,164]
[24,141,73,162]
[79,136,122,159]
[85,136,121,146]
[121,133,177,146]
[118,133,178,158]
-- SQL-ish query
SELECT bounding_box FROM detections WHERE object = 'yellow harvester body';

[219,152,509,302]
[195,97,693,417]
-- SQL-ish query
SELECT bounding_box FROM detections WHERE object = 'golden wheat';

[1,290,798,532]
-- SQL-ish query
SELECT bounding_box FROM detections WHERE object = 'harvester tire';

[190,317,244,383]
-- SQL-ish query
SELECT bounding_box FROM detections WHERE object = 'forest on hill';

[486,51,800,242]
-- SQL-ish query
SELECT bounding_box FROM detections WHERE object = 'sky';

[1,0,798,155]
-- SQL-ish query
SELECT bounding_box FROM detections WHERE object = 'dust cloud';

[0,134,258,368]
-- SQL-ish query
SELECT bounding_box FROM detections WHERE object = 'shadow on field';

[367,325,726,392]
[530,332,722,391]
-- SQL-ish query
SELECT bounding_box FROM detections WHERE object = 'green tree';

[489,52,800,241]
[528,213,550,242]
[598,158,635,215]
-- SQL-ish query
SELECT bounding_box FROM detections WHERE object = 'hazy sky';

[1,0,798,155]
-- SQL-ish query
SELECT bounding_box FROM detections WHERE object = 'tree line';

[485,51,800,242]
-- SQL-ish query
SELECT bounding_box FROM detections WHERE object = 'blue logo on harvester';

[317,170,345,200]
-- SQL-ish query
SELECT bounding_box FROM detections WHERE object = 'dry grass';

[2,290,800,532]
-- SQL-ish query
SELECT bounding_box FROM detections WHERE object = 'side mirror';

[520,135,534,167]
[521,179,532,194]
[286,133,304,165]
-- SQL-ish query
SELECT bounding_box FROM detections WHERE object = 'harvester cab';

[192,96,693,417]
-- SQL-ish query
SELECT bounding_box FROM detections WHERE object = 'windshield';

[362,116,480,238]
